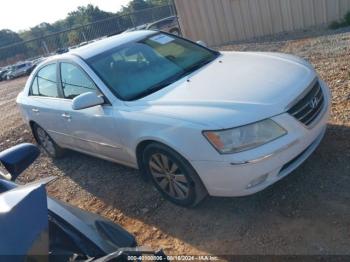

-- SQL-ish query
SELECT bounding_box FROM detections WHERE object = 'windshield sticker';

[149,34,175,44]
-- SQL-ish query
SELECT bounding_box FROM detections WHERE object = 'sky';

[0,0,131,32]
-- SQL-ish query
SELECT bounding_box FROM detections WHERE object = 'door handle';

[32,108,39,113]
[61,113,71,119]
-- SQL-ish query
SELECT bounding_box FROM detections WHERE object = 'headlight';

[203,119,287,154]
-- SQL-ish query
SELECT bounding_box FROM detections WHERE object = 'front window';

[60,62,98,99]
[87,33,219,101]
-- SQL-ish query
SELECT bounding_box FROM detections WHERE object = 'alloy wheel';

[149,153,190,200]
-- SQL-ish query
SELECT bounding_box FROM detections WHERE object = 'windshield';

[87,33,219,101]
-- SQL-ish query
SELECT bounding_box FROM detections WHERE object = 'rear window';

[30,64,59,98]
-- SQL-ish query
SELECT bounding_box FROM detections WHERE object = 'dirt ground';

[0,29,349,258]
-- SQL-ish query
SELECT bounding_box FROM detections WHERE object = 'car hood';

[126,52,316,129]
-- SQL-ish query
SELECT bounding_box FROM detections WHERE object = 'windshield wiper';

[131,70,188,100]
[155,70,188,88]
[152,58,215,90]
[184,58,214,74]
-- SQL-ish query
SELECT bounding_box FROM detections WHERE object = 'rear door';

[25,62,72,147]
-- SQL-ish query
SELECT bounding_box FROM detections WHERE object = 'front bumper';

[191,81,331,197]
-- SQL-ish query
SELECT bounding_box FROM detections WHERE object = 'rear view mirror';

[196,40,208,47]
[72,92,104,110]
[0,143,40,181]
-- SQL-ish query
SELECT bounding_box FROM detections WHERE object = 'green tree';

[0,29,22,47]
[0,1,173,64]
[67,31,81,46]
[0,30,26,63]
[129,0,151,11]
[146,0,170,6]
[67,4,114,26]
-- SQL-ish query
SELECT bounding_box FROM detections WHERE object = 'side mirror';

[72,92,104,110]
[0,143,40,181]
[196,40,208,48]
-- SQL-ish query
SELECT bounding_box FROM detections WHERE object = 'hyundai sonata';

[17,31,330,206]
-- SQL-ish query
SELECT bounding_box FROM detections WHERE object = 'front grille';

[288,81,325,126]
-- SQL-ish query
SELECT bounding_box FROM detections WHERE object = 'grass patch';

[330,11,350,29]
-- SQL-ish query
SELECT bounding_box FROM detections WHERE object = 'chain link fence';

[0,4,178,67]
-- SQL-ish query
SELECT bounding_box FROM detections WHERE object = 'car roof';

[70,30,155,60]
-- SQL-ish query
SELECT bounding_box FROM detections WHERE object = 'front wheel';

[32,124,65,158]
[142,143,207,207]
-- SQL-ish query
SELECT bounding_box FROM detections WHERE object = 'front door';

[57,62,132,165]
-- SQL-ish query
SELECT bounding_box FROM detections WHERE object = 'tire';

[32,124,65,158]
[142,143,207,207]
[169,28,180,36]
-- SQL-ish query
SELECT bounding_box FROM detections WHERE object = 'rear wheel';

[142,143,207,207]
[32,124,65,158]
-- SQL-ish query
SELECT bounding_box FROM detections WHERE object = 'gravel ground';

[0,29,349,258]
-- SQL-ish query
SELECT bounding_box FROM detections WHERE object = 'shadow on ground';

[33,123,350,255]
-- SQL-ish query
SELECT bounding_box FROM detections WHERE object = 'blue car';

[0,143,166,261]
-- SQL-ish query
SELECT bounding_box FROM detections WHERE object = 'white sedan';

[17,31,330,206]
